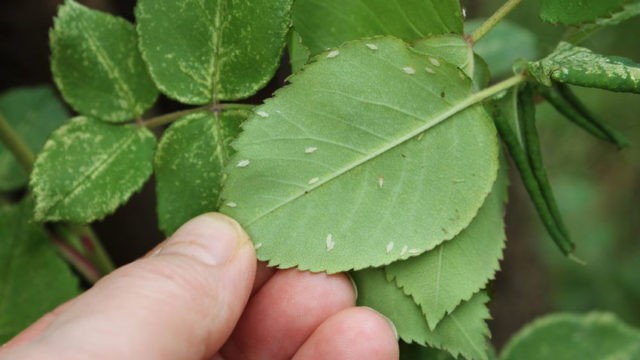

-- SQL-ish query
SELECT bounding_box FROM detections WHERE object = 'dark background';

[1,0,639,349]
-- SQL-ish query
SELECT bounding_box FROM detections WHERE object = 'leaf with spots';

[292,0,463,57]
[50,0,158,123]
[528,41,640,93]
[352,268,491,360]
[386,163,508,330]
[136,0,293,104]
[0,198,80,343]
[31,117,156,223]
[221,37,499,273]
[155,109,247,236]
[412,35,473,77]
[501,312,640,360]
[0,86,68,191]
[539,0,627,25]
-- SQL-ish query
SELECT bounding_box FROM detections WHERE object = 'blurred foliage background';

[1,0,638,350]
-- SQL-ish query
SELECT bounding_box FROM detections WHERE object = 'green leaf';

[492,87,575,255]
[400,342,456,360]
[50,0,158,123]
[136,0,293,104]
[465,19,539,78]
[31,117,156,222]
[412,35,473,76]
[352,268,491,360]
[528,41,640,93]
[539,0,627,25]
[537,83,628,147]
[220,37,499,273]
[289,30,311,74]
[501,312,640,360]
[0,199,80,343]
[155,110,246,236]
[386,163,508,330]
[0,86,68,191]
[568,1,640,43]
[292,0,463,56]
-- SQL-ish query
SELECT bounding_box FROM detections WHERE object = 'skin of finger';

[292,307,399,360]
[0,215,256,360]
[252,261,276,295]
[219,269,356,360]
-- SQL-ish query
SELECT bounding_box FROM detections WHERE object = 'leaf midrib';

[244,92,480,226]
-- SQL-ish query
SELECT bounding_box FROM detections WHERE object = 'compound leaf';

[292,0,463,56]
[501,312,640,360]
[136,0,293,104]
[0,86,68,191]
[528,42,640,93]
[0,199,80,343]
[220,37,499,273]
[352,268,491,360]
[51,0,158,123]
[386,164,508,330]
[155,109,246,236]
[539,0,627,25]
[31,117,156,222]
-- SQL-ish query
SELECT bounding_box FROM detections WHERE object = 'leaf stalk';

[0,113,35,172]
[469,0,523,44]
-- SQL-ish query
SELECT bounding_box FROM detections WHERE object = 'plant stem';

[52,237,101,283]
[469,0,523,44]
[468,73,527,105]
[140,103,256,129]
[77,225,116,275]
[0,113,35,172]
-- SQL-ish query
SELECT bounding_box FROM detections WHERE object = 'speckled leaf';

[0,199,80,343]
[352,268,491,360]
[292,0,463,56]
[528,41,640,93]
[50,0,158,123]
[412,35,473,76]
[386,164,508,330]
[501,312,640,360]
[155,110,246,236]
[465,19,539,78]
[289,30,310,74]
[31,117,156,222]
[0,86,68,191]
[220,37,499,273]
[539,0,627,25]
[136,0,293,104]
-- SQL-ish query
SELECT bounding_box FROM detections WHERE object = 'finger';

[2,213,256,360]
[293,307,399,360]
[252,261,276,295]
[220,269,356,359]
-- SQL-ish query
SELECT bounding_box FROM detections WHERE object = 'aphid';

[308,177,320,185]
[425,66,436,74]
[408,249,421,255]
[326,234,335,251]
[236,159,250,168]
[226,202,237,208]
[305,146,318,154]
[400,245,409,256]
[366,43,378,50]
[429,57,441,67]
[386,241,394,253]
[403,66,416,75]
[256,110,269,118]
[378,176,384,188]
[254,242,263,250]
[326,50,340,58]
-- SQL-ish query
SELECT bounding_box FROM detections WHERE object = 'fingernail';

[154,213,249,266]
[347,274,359,299]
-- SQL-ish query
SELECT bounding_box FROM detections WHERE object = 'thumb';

[3,213,256,360]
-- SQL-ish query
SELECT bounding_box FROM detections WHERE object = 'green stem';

[469,0,523,44]
[141,103,256,129]
[0,113,35,172]
[52,237,101,283]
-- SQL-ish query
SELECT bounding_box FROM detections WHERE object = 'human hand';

[1,214,399,359]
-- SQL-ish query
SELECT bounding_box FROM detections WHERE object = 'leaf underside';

[528,41,640,93]
[501,312,640,360]
[292,0,463,57]
[539,0,627,25]
[0,86,68,190]
[136,0,293,104]
[31,117,156,223]
[352,268,491,360]
[51,0,158,123]
[220,37,499,273]
[0,199,80,343]
[386,164,508,330]
[155,110,247,236]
